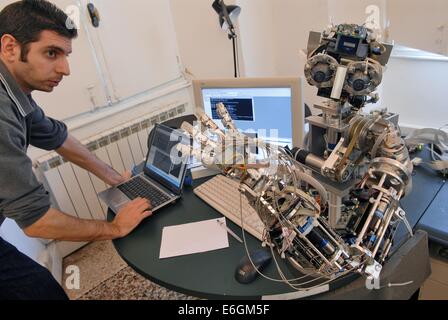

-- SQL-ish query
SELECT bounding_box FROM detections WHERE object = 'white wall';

[271,0,329,110]
[382,49,448,130]
[237,0,277,77]
[388,0,448,56]
[271,0,328,77]
[230,0,330,108]
[169,0,244,79]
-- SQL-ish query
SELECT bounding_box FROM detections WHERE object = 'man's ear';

[0,34,20,63]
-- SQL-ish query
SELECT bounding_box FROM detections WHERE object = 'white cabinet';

[84,0,182,102]
[33,0,110,120]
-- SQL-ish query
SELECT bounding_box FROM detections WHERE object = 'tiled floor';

[62,241,197,300]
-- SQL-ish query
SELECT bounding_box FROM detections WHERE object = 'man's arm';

[23,197,152,241]
[0,102,151,239]
[56,134,127,186]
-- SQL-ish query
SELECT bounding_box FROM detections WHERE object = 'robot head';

[304,24,392,107]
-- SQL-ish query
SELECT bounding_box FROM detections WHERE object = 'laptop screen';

[145,125,189,190]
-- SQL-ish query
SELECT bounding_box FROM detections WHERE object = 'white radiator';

[33,104,187,257]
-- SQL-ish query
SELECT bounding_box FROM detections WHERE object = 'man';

[0,0,152,300]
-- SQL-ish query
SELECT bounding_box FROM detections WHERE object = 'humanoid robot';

[180,24,414,288]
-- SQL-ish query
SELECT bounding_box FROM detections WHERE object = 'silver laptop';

[99,124,190,214]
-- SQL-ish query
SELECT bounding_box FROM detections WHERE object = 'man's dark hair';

[0,0,78,61]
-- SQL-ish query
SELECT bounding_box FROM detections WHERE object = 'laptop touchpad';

[106,189,130,206]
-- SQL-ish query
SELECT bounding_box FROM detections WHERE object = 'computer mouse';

[234,249,272,284]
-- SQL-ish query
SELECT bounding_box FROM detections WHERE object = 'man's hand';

[24,201,153,241]
[111,198,153,238]
[56,135,135,186]
[112,170,133,186]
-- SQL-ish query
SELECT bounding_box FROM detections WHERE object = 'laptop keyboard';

[118,176,172,208]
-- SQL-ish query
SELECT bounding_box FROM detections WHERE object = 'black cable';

[413,179,446,229]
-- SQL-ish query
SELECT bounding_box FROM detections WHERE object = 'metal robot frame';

[179,23,414,290]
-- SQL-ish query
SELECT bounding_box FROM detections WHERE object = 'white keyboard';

[194,175,265,241]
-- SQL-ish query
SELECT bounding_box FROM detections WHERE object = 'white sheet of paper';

[159,217,229,259]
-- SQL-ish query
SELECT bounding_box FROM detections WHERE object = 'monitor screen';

[194,77,304,148]
[202,87,293,146]
[145,125,188,189]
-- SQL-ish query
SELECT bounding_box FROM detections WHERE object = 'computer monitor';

[193,77,304,148]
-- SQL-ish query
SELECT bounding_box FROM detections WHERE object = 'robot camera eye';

[353,79,367,91]
[313,71,327,83]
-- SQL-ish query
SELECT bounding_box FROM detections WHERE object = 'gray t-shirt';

[0,60,68,229]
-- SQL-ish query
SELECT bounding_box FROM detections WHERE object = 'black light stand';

[221,3,238,78]
[212,0,241,78]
